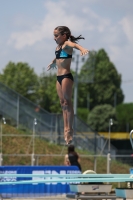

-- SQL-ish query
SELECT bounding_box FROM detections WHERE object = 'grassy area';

[1,124,132,178]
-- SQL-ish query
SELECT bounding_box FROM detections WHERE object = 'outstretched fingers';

[47,64,51,71]
[80,49,89,56]
[47,62,57,71]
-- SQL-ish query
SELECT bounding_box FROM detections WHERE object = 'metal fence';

[1,153,133,174]
[0,81,117,156]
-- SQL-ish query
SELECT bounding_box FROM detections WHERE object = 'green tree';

[77,51,94,109]
[116,103,133,132]
[38,72,61,113]
[78,49,124,110]
[77,108,89,123]
[0,62,39,102]
[87,104,117,132]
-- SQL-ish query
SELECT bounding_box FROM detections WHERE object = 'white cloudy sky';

[0,0,133,103]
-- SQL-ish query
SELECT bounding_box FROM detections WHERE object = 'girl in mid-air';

[47,26,89,145]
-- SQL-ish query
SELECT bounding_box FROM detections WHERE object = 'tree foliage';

[37,72,61,113]
[78,49,124,110]
[87,104,117,132]
[116,103,133,132]
[0,62,39,102]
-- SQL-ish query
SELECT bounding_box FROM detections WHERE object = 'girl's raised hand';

[80,49,89,56]
[47,62,57,71]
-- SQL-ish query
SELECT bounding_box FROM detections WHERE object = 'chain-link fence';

[1,153,133,174]
[0,81,117,156]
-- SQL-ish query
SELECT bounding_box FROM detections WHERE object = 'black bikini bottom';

[57,73,74,85]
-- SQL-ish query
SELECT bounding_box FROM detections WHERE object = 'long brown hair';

[55,26,85,43]
[67,144,78,157]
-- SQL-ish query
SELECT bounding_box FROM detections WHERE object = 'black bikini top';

[55,47,72,59]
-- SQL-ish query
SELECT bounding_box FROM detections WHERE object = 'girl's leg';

[61,78,74,143]
[56,81,68,140]
[56,78,74,144]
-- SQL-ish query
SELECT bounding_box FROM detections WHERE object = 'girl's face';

[53,29,67,45]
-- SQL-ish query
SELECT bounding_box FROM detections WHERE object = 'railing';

[0,153,132,174]
[0,81,117,155]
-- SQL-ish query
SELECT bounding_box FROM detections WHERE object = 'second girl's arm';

[64,154,70,166]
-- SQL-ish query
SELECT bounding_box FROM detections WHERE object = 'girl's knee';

[64,98,71,106]
[60,99,65,110]
[60,99,64,105]
[63,99,71,110]
[60,98,71,110]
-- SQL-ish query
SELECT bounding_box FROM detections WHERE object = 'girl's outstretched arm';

[47,58,56,71]
[63,41,89,56]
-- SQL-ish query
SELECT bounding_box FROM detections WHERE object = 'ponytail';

[69,34,85,43]
[55,26,85,43]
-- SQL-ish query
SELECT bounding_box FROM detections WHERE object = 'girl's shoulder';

[65,154,68,158]
[62,41,73,55]
[63,40,75,48]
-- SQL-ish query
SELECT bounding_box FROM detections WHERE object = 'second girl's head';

[68,144,75,153]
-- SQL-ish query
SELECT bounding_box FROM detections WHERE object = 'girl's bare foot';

[64,129,73,145]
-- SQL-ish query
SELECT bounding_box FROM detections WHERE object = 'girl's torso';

[55,45,73,75]
[68,153,81,171]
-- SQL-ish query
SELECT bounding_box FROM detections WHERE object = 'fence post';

[94,156,97,172]
[50,114,53,142]
[36,156,39,166]
[107,153,110,173]
[31,153,35,166]
[0,153,2,166]
[57,114,61,145]
[94,132,97,154]
[17,96,19,129]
